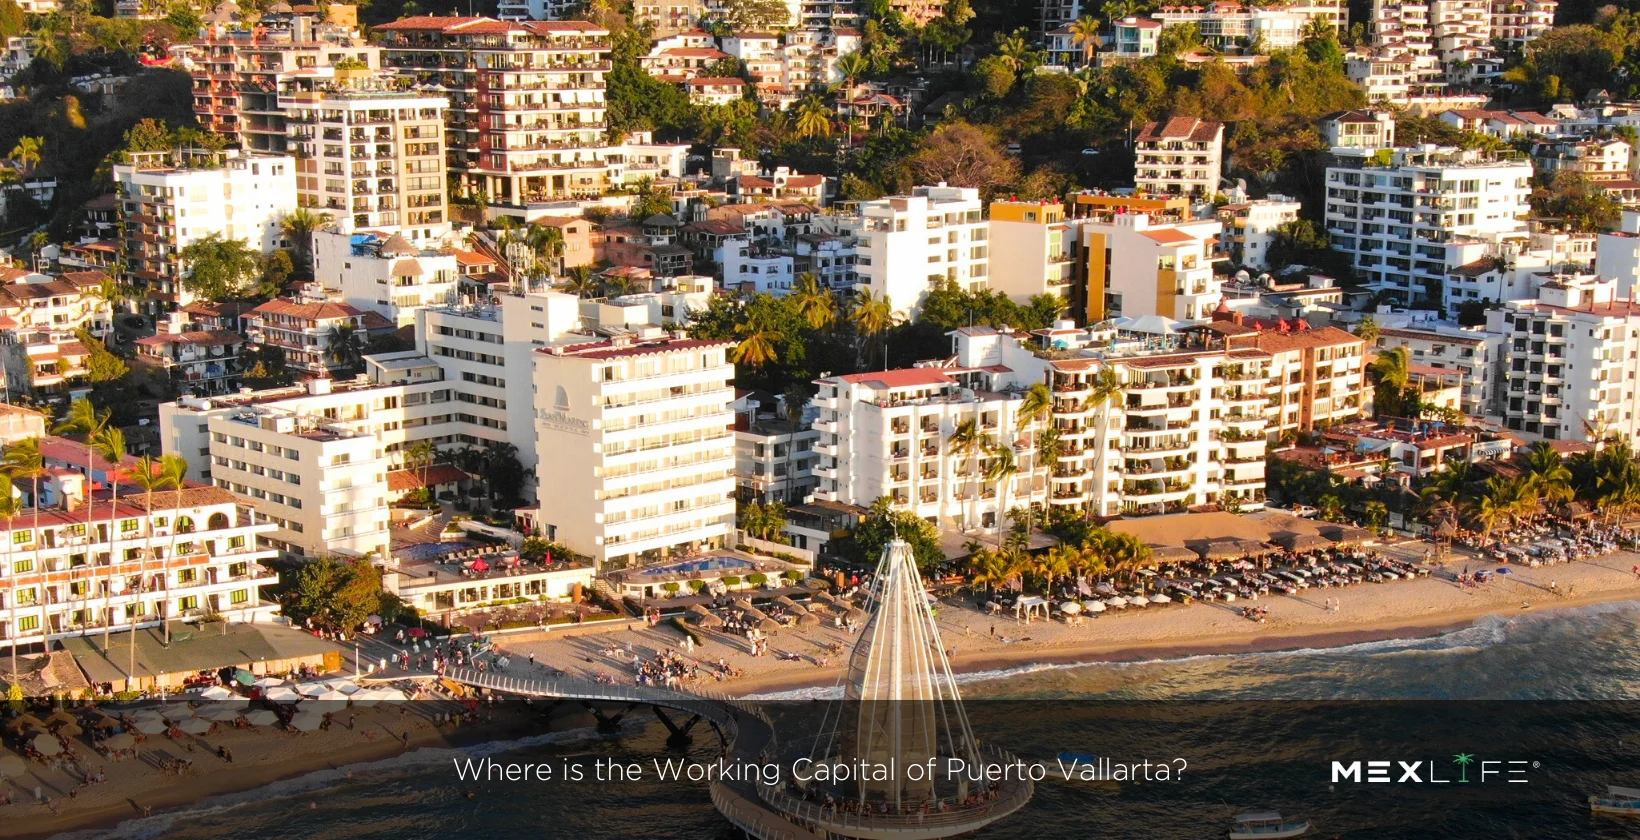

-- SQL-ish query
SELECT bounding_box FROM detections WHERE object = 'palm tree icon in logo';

[1453,753,1474,782]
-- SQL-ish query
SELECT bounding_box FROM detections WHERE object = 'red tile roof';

[1137,117,1222,143]
[835,369,955,389]
[251,299,366,321]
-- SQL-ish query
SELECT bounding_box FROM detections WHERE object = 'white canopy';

[201,707,244,722]
[265,687,301,704]
[176,718,213,735]
[132,718,167,735]
[32,734,61,755]
[253,677,285,688]
[0,754,24,776]
[1082,600,1107,613]
[199,686,234,701]
[1116,314,1181,335]
[289,714,324,732]
[243,710,279,726]
[295,682,328,697]
[1059,601,1082,614]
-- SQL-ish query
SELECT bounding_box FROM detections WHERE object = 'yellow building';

[986,199,1074,306]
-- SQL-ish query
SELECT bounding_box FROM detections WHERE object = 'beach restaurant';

[61,622,345,694]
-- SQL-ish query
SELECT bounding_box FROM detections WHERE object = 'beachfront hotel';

[0,484,281,654]
[815,323,1272,525]
[525,330,737,573]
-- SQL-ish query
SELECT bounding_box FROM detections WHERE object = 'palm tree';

[985,442,1018,550]
[1521,440,1573,509]
[1068,15,1102,65]
[0,470,18,676]
[794,96,833,139]
[90,425,126,647]
[1354,315,1380,344]
[324,323,364,375]
[1082,366,1123,516]
[279,207,330,269]
[791,273,835,331]
[562,266,600,299]
[1,438,40,676]
[55,402,107,604]
[407,440,437,491]
[1370,345,1411,391]
[849,290,897,368]
[1015,382,1053,529]
[835,51,869,93]
[526,223,566,280]
[9,136,42,172]
[948,419,988,530]
[603,275,637,298]
[995,28,1035,74]
[731,313,782,368]
[130,454,187,644]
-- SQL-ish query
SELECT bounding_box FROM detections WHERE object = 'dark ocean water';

[51,600,1640,840]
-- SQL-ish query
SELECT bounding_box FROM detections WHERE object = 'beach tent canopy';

[177,718,213,735]
[1146,544,1198,564]
[1270,532,1334,552]
[199,685,234,701]
[243,710,279,726]
[1192,538,1276,559]
[1318,524,1373,544]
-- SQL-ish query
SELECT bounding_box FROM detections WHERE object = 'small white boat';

[1590,785,1640,816]
[1228,811,1310,839]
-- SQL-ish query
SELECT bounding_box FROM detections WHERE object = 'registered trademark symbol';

[1532,762,1540,769]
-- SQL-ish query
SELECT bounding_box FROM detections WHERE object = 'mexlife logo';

[1330,754,1536,784]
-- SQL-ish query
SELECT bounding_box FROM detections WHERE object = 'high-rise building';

[986,199,1075,305]
[0,485,280,653]
[374,17,618,207]
[1487,278,1640,445]
[528,332,737,572]
[1216,198,1302,270]
[1073,211,1225,322]
[281,82,450,240]
[114,151,298,313]
[845,185,988,318]
[186,11,379,151]
[312,230,459,327]
[1134,117,1225,199]
[1323,146,1531,305]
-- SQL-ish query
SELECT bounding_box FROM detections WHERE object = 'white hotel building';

[0,486,280,653]
[845,184,988,319]
[814,325,1272,524]
[528,333,737,573]
[1324,146,1531,306]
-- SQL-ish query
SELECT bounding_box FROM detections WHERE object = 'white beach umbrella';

[158,703,195,719]
[1105,597,1127,607]
[1059,601,1082,615]
[314,689,351,703]
[177,718,212,735]
[370,688,408,703]
[210,696,251,709]
[1128,597,1149,607]
[295,682,328,697]
[290,713,324,732]
[132,717,167,735]
[201,707,243,722]
[243,710,279,727]
[265,687,301,704]
[103,733,136,750]
[0,753,27,775]
[1150,594,1171,604]
[299,698,347,714]
[325,679,361,695]
[32,734,61,756]
[349,692,380,708]
[199,686,234,701]
[253,677,285,688]
[1082,600,1106,613]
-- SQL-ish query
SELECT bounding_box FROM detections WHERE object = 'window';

[17,615,37,632]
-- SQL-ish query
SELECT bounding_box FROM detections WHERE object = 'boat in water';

[1228,812,1311,839]
[1589,785,1640,816]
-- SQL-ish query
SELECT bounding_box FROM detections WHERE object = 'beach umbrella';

[55,723,83,737]
[1082,600,1107,613]
[368,688,407,703]
[103,733,135,749]
[366,615,383,625]
[408,627,427,638]
[177,718,212,735]
[326,680,361,695]
[132,717,167,735]
[199,686,234,701]
[210,696,250,709]
[300,698,348,714]
[233,669,256,686]
[1495,567,1513,575]
[244,710,279,727]
[9,714,44,731]
[289,714,324,732]
[46,711,75,727]
[295,682,328,697]
[158,703,195,719]
[32,734,61,755]
[0,753,25,776]
[201,707,243,722]
[265,687,301,704]
[1059,601,1082,615]
[1150,594,1171,603]
[1128,597,1149,608]
[253,677,286,688]
[1105,597,1127,607]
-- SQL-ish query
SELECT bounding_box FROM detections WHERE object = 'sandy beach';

[12,542,1640,838]
[500,543,1640,698]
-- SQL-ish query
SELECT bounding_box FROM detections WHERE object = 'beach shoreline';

[20,548,1640,840]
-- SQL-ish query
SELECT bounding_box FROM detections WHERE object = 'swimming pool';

[645,555,755,576]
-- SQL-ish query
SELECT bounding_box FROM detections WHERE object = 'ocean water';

[51,601,1640,840]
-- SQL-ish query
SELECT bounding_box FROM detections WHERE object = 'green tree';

[287,556,383,632]
[850,496,944,572]
[9,136,42,171]
[324,323,364,375]
[1532,170,1623,232]
[74,327,128,382]
[179,233,260,299]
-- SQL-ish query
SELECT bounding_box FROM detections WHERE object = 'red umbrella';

[408,627,427,638]
[472,558,489,572]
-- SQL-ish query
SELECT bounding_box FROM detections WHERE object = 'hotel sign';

[538,408,590,435]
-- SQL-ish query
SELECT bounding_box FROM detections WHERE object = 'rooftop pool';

[643,555,756,576]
